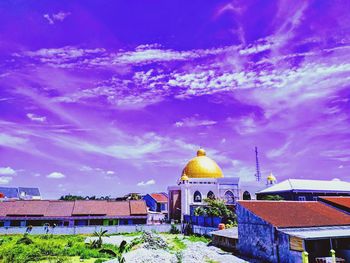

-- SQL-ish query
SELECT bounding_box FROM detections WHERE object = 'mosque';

[168,148,276,221]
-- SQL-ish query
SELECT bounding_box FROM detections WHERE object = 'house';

[0,200,148,227]
[256,179,350,201]
[143,193,168,224]
[237,201,350,263]
[143,193,168,213]
[0,187,41,200]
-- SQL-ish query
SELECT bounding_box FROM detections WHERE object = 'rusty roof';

[320,197,350,210]
[0,200,147,217]
[238,201,350,228]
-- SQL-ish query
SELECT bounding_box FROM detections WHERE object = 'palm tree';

[91,229,108,248]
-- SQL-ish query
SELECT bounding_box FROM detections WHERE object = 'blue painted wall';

[143,194,158,212]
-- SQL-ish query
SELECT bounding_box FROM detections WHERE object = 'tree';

[194,198,234,218]
[90,229,108,249]
[261,195,284,201]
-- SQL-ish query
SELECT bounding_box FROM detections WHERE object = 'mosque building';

[168,148,233,221]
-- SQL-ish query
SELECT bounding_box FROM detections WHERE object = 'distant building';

[256,179,350,201]
[0,187,41,200]
[0,200,148,227]
[237,201,350,263]
[143,193,168,224]
[168,148,239,221]
[143,193,168,213]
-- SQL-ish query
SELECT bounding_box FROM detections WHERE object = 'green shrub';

[169,224,180,234]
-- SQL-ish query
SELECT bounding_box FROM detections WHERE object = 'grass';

[185,235,210,243]
[0,234,117,263]
[0,232,211,262]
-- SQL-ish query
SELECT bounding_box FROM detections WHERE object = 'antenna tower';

[255,146,261,182]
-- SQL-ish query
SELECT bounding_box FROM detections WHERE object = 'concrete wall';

[277,231,303,263]
[0,224,181,235]
[237,203,278,263]
[192,225,217,236]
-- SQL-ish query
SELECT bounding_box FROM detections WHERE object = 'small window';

[207,191,215,199]
[224,190,235,204]
[193,191,202,203]
[313,196,318,201]
[298,196,306,201]
[243,191,251,200]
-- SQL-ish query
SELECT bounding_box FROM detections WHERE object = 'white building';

[168,148,239,221]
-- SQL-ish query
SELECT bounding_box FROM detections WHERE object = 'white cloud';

[47,172,66,179]
[174,116,217,128]
[0,133,27,148]
[137,179,155,186]
[106,170,115,175]
[0,177,12,185]
[0,167,16,175]
[43,12,71,25]
[26,113,47,122]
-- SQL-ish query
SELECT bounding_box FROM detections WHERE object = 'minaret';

[255,146,261,182]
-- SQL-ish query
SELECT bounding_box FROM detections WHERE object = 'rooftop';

[150,193,168,203]
[0,200,147,217]
[238,201,350,228]
[257,179,350,194]
[280,226,350,239]
[320,196,350,210]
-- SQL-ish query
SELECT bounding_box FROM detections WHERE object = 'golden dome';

[267,173,276,181]
[180,174,189,181]
[181,148,224,179]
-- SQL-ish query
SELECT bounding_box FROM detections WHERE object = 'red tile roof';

[238,201,350,228]
[0,200,147,217]
[130,200,148,215]
[320,197,350,210]
[151,193,168,203]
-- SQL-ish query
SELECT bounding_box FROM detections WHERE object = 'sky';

[0,0,350,198]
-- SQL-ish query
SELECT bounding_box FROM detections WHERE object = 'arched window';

[193,191,202,203]
[224,190,235,204]
[243,191,251,200]
[207,191,215,199]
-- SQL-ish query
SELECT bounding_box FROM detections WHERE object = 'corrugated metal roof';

[280,226,350,239]
[320,197,350,210]
[239,201,350,228]
[0,200,148,217]
[258,179,350,194]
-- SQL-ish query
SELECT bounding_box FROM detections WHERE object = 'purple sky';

[0,0,350,198]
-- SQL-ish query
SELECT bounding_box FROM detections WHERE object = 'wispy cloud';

[43,12,71,25]
[137,179,155,186]
[0,167,17,175]
[47,172,66,179]
[0,177,12,185]
[27,113,47,122]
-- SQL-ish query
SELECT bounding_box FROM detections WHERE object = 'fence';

[0,224,181,235]
[192,225,217,236]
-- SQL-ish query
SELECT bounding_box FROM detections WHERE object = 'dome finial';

[197,148,206,156]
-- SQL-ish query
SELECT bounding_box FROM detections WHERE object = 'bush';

[169,224,180,234]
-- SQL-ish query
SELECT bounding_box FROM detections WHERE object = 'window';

[207,191,215,199]
[224,190,235,204]
[193,191,202,203]
[298,196,306,201]
[243,191,251,200]
[313,196,318,201]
